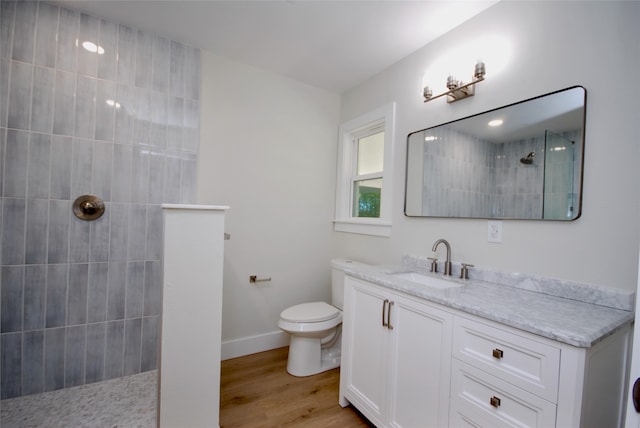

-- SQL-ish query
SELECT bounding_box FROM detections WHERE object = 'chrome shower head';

[520,152,535,165]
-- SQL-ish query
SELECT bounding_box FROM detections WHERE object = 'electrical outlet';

[488,220,503,243]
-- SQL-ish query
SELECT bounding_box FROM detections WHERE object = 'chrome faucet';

[432,239,452,276]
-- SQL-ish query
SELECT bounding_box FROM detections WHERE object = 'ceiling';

[54,0,498,93]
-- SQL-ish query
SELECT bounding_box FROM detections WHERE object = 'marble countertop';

[344,258,634,348]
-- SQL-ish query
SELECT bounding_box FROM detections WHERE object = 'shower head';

[520,152,535,165]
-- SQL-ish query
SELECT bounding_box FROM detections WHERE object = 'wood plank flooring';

[220,347,375,427]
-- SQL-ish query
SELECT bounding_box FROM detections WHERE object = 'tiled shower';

[0,1,200,399]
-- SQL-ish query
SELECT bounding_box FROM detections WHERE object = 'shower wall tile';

[104,320,124,380]
[143,261,161,316]
[65,325,86,387]
[134,31,153,89]
[111,145,132,202]
[67,263,89,325]
[108,203,129,262]
[98,20,118,81]
[87,263,108,323]
[169,41,185,98]
[71,138,93,197]
[148,153,166,204]
[31,65,55,133]
[145,206,163,261]
[127,204,147,261]
[44,327,65,392]
[92,140,113,200]
[107,262,126,321]
[133,86,151,146]
[116,25,136,86]
[141,316,159,371]
[164,155,181,203]
[126,261,145,319]
[11,0,37,63]
[1,266,24,333]
[2,198,26,265]
[55,7,79,73]
[95,80,116,142]
[23,330,45,395]
[50,135,73,199]
[114,84,134,145]
[152,36,170,92]
[25,198,49,264]
[69,216,90,263]
[130,146,150,203]
[3,0,201,398]
[5,129,29,198]
[185,46,201,101]
[0,2,16,60]
[8,61,33,131]
[27,132,51,198]
[34,2,58,68]
[85,322,105,383]
[1,332,22,399]
[52,70,76,136]
[74,76,97,139]
[124,318,142,375]
[24,265,46,330]
[77,13,100,77]
[90,210,110,263]
[47,200,70,264]
[1,59,10,128]
[45,264,68,328]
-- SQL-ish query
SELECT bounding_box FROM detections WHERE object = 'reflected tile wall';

[0,1,200,399]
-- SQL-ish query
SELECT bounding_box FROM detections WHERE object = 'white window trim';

[334,102,395,237]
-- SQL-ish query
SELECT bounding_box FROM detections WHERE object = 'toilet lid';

[280,302,339,323]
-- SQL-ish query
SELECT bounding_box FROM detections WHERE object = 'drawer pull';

[490,396,501,408]
[382,299,389,327]
[492,348,504,359]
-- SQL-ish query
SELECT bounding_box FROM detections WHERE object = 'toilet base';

[286,333,341,377]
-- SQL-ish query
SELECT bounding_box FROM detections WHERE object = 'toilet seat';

[280,302,339,323]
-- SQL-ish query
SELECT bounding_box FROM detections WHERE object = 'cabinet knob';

[492,348,504,359]
[490,396,501,408]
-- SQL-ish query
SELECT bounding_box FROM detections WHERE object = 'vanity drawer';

[453,316,560,403]
[450,359,557,428]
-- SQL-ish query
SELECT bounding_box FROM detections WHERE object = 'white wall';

[197,52,340,355]
[336,1,640,291]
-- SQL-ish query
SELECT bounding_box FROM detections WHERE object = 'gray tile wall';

[0,1,201,399]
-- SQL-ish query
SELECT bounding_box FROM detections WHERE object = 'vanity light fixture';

[423,60,486,103]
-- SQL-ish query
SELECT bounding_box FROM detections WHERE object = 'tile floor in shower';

[1,370,157,428]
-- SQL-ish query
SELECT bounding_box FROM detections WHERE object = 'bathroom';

[2,0,640,426]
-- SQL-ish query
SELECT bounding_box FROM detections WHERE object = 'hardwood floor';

[220,347,374,427]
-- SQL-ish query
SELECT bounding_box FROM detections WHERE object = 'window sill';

[333,220,391,237]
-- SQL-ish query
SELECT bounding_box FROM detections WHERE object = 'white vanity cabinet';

[450,315,630,428]
[339,276,453,428]
[340,275,632,428]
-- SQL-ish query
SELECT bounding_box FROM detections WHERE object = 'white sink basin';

[390,272,463,289]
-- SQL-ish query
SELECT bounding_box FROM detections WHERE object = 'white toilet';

[278,259,367,377]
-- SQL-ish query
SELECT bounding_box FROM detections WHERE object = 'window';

[334,103,395,236]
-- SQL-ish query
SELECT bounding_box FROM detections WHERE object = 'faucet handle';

[460,263,474,280]
[427,257,438,273]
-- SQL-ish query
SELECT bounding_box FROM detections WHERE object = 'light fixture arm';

[424,61,486,104]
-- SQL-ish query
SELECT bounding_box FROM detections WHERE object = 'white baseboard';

[221,331,290,361]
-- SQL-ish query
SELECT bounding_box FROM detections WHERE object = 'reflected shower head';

[520,152,535,165]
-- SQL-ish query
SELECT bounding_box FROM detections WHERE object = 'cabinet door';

[388,294,453,428]
[341,278,390,426]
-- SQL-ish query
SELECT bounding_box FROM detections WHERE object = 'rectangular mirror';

[405,86,586,220]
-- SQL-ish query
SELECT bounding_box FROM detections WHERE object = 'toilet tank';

[331,259,369,310]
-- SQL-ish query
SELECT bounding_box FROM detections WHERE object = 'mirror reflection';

[405,86,586,220]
